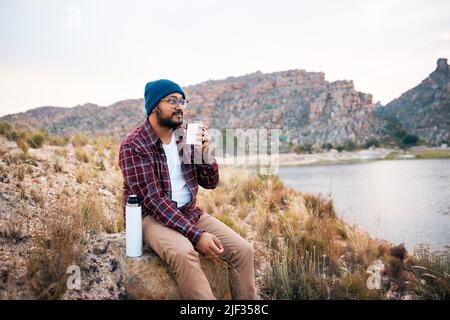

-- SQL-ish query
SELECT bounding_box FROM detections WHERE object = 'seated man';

[118,79,257,300]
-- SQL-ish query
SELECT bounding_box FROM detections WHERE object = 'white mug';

[186,122,203,145]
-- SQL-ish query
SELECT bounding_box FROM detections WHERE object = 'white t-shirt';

[162,133,192,207]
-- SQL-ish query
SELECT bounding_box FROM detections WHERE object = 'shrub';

[0,121,13,136]
[330,271,382,299]
[16,165,26,182]
[71,133,89,148]
[262,242,332,299]
[108,147,119,169]
[30,187,45,208]
[343,141,358,151]
[75,167,87,183]
[16,139,29,155]
[394,129,407,140]
[261,230,385,299]
[93,136,118,156]
[75,147,90,163]
[408,245,449,300]
[301,144,313,154]
[54,148,68,158]
[292,144,302,154]
[364,139,380,148]
[48,135,70,146]
[302,193,336,219]
[78,186,104,233]
[26,132,45,148]
[402,134,419,147]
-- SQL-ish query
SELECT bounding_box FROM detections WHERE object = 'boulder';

[109,233,231,300]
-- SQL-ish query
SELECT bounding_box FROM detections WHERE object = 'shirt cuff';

[187,225,205,244]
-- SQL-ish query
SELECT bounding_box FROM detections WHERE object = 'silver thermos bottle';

[125,194,142,257]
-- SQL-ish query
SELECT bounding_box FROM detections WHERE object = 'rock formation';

[381,58,450,145]
[2,58,448,146]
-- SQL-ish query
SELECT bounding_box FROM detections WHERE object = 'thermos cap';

[127,194,139,205]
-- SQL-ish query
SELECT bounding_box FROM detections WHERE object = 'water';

[277,159,450,252]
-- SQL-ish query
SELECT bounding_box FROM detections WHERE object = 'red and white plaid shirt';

[118,119,219,244]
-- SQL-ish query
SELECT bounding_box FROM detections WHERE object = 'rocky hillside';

[379,58,450,145]
[1,69,379,147]
[0,100,144,139]
[1,58,448,147]
[184,71,379,146]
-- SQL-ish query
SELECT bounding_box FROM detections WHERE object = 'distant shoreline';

[216,146,450,168]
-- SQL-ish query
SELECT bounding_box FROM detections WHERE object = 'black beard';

[156,107,183,129]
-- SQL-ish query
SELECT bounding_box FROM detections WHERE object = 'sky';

[0,0,449,116]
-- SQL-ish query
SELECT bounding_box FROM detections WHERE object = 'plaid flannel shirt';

[118,119,219,244]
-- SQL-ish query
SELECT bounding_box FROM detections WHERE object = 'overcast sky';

[0,0,449,116]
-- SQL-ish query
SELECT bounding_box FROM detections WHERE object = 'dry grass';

[0,122,45,148]
[1,131,127,299]
[54,147,68,158]
[113,175,125,233]
[26,192,86,299]
[16,139,29,155]
[48,135,70,147]
[301,193,336,219]
[74,165,101,184]
[93,136,118,157]
[30,187,45,208]
[108,146,119,170]
[15,164,26,182]
[74,167,85,183]
[0,209,25,243]
[0,189,44,243]
[76,182,124,234]
[407,245,449,299]
[26,131,46,148]
[78,185,105,233]
[24,179,125,298]
[71,133,90,148]
[75,147,90,163]
[261,221,385,300]
[411,148,450,159]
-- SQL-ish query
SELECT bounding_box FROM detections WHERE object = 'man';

[118,79,257,300]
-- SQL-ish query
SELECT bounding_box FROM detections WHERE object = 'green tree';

[402,134,419,147]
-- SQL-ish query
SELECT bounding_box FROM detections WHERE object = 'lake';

[277,159,450,252]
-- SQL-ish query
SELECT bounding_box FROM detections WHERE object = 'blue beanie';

[144,79,186,115]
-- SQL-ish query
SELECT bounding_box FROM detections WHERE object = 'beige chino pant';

[142,213,257,300]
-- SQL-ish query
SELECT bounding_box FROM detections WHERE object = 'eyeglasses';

[160,97,189,108]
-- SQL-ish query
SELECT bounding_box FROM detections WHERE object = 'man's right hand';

[196,232,224,257]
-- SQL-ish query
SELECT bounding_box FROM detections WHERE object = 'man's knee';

[233,239,254,260]
[167,244,200,268]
